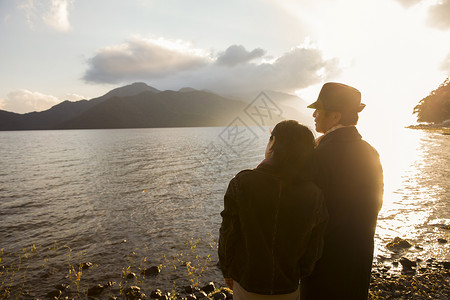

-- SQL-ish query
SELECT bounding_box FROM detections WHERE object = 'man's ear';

[333,111,342,125]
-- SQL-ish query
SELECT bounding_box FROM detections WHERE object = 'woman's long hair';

[270,120,315,180]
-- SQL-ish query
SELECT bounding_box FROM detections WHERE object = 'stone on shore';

[125,286,146,300]
[184,284,200,294]
[194,290,207,299]
[55,283,69,291]
[46,289,61,299]
[150,289,162,299]
[87,284,105,297]
[201,282,215,293]
[212,292,226,300]
[80,261,93,270]
[386,237,412,251]
[142,266,160,276]
[399,257,417,269]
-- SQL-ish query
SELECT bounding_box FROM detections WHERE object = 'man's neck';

[316,125,356,147]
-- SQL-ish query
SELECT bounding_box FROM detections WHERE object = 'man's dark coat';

[300,126,384,299]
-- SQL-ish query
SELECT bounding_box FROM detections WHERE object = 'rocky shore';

[370,261,450,299]
[3,259,449,299]
[1,237,449,299]
[10,264,449,300]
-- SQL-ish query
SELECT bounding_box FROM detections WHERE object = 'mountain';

[0,82,163,130]
[56,90,250,129]
[0,83,311,130]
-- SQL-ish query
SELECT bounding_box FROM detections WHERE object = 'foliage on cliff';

[413,77,450,123]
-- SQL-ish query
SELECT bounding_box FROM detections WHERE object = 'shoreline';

[1,254,449,299]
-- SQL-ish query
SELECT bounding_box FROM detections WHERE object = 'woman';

[218,120,328,300]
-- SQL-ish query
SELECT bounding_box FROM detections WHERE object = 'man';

[300,82,384,299]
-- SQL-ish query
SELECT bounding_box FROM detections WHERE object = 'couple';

[218,83,384,300]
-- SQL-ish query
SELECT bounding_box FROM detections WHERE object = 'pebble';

[142,266,160,276]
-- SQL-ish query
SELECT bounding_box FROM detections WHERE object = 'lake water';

[0,126,449,297]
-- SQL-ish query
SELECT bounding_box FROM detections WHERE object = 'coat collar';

[316,126,362,147]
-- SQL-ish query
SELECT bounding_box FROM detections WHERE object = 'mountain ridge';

[0,83,311,130]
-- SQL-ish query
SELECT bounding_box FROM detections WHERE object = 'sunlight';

[276,0,450,127]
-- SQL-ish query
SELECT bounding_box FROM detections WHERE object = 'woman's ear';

[270,135,276,149]
[265,136,276,158]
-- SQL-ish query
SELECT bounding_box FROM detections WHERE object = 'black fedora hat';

[307,82,366,112]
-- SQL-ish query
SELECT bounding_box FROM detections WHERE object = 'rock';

[186,295,196,300]
[386,237,412,250]
[127,272,137,279]
[142,266,160,276]
[184,285,200,294]
[201,282,215,294]
[125,286,146,300]
[150,289,162,299]
[87,284,105,297]
[212,292,226,300]
[55,283,70,291]
[46,290,62,299]
[438,238,448,244]
[392,261,399,267]
[194,291,207,299]
[222,289,233,299]
[400,257,417,268]
[80,262,93,270]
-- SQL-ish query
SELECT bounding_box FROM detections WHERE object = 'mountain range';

[0,82,312,131]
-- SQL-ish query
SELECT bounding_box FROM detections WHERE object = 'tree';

[413,77,450,123]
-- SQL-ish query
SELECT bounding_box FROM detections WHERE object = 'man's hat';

[307,82,366,112]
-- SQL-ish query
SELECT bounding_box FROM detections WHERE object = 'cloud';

[64,93,85,101]
[393,0,422,8]
[43,0,72,31]
[0,90,61,114]
[394,0,450,30]
[427,0,450,30]
[84,37,340,95]
[441,52,450,72]
[216,45,266,66]
[18,0,73,31]
[83,36,210,84]
[186,46,340,95]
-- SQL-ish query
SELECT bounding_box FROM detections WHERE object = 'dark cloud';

[159,46,340,95]
[427,0,450,30]
[83,38,340,95]
[216,45,266,66]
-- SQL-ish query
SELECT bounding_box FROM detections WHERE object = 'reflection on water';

[360,126,450,261]
[0,126,448,296]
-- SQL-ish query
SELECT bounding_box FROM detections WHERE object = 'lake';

[0,125,449,297]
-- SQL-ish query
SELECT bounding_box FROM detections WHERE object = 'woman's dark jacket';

[218,159,328,295]
[300,126,384,300]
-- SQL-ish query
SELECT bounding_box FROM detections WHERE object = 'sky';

[0,0,449,127]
